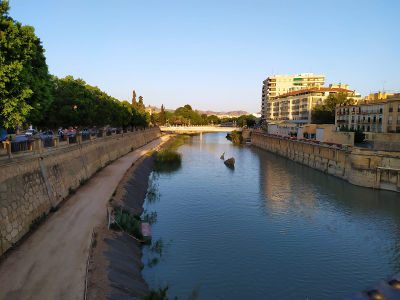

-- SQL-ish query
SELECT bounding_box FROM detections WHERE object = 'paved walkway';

[0,136,169,300]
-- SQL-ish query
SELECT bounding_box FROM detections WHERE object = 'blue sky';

[9,0,400,113]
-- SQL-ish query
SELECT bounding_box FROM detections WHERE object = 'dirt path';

[0,136,169,300]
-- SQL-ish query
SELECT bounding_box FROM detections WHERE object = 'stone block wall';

[251,131,400,193]
[0,128,160,255]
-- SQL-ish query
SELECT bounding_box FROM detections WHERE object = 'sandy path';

[0,136,169,300]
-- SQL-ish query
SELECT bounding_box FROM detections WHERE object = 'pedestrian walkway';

[0,136,169,300]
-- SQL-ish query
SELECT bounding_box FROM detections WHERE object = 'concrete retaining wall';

[0,128,161,255]
[251,131,400,193]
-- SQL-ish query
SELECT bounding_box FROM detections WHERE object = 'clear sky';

[9,0,400,113]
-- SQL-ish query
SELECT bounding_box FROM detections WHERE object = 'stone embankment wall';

[0,128,161,256]
[251,131,400,193]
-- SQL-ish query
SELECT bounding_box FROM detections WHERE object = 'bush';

[156,150,181,164]
[226,130,242,144]
[354,129,365,143]
[143,286,169,300]
[112,207,143,239]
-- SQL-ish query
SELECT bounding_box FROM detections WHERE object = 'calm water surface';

[142,133,400,299]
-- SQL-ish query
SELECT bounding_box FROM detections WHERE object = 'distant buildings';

[261,73,325,121]
[335,94,400,133]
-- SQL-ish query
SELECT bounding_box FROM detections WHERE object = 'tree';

[0,1,53,129]
[312,92,355,124]
[48,76,149,129]
[158,104,166,125]
[137,95,145,112]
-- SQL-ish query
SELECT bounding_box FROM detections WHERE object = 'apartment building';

[261,73,325,121]
[335,95,400,133]
[269,85,357,125]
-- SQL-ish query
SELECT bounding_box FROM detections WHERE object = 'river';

[142,132,400,299]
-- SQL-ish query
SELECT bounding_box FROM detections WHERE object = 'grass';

[111,206,143,240]
[156,150,181,164]
[154,135,188,171]
[143,286,170,300]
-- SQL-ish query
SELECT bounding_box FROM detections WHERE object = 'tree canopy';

[47,76,148,129]
[311,92,355,124]
[0,1,53,129]
[0,1,149,130]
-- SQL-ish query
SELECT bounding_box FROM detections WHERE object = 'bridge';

[160,126,242,133]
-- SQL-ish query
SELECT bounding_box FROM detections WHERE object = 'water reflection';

[142,133,400,300]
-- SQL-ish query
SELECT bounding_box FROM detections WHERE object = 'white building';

[261,73,325,121]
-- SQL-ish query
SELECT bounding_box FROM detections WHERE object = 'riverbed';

[142,132,400,299]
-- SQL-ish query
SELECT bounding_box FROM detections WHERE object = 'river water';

[142,132,400,299]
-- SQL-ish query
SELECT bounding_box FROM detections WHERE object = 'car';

[25,129,38,137]
[0,128,8,142]
[80,128,90,136]
[40,130,54,139]
[64,128,77,137]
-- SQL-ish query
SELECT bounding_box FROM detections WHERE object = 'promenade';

[0,136,169,300]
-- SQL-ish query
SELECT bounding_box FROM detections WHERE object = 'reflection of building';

[335,94,400,133]
[258,150,317,214]
[261,73,325,121]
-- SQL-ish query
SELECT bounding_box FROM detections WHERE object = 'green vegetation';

[156,150,182,165]
[0,1,53,129]
[226,130,243,144]
[339,126,366,143]
[152,104,220,126]
[0,1,149,130]
[47,76,148,129]
[311,92,355,124]
[225,115,257,127]
[154,135,190,171]
[143,286,172,300]
[142,211,158,225]
[151,104,257,128]
[111,206,143,240]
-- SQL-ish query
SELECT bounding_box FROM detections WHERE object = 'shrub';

[112,207,143,239]
[156,150,181,164]
[226,130,242,144]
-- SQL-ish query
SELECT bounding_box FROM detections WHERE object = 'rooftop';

[277,87,353,99]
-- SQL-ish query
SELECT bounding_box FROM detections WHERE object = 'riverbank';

[251,131,400,192]
[86,135,176,299]
[0,135,168,300]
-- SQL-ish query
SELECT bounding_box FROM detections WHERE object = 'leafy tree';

[48,76,149,129]
[339,126,365,144]
[0,1,51,129]
[312,92,355,124]
[158,104,166,125]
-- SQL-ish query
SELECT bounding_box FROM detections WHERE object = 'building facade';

[335,95,400,133]
[261,73,325,121]
[268,85,357,125]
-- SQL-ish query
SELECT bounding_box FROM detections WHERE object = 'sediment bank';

[86,136,172,299]
[251,131,400,192]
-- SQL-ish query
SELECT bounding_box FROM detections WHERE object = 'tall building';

[270,85,358,125]
[261,73,325,121]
